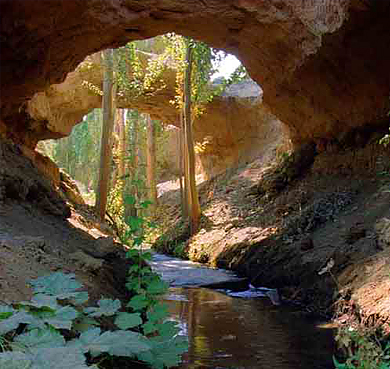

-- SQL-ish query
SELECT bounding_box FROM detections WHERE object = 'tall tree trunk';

[118,109,126,180]
[111,108,125,189]
[180,110,189,219]
[146,114,157,216]
[96,49,116,220]
[124,109,139,220]
[183,38,201,234]
[178,113,187,219]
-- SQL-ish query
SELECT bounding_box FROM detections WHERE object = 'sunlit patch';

[316,322,338,329]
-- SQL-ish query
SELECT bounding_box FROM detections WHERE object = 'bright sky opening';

[212,54,241,80]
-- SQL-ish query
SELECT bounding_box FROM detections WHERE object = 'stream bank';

[154,140,390,329]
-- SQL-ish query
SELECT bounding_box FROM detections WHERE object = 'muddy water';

[150,253,335,368]
[165,288,334,369]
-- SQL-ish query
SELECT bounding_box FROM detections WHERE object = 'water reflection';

[165,288,334,369]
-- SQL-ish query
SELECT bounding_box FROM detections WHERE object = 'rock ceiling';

[1,0,390,146]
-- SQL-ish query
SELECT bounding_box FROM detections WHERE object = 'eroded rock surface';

[0,140,70,218]
[0,138,131,304]
[1,1,390,147]
[27,52,286,178]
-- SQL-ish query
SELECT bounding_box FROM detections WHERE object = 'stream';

[150,253,335,369]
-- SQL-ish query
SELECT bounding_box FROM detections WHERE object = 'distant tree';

[111,108,126,189]
[123,109,140,219]
[118,109,126,180]
[96,49,116,220]
[183,37,201,234]
[179,110,188,219]
[146,114,158,216]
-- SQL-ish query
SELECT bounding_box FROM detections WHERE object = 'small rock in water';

[228,286,280,305]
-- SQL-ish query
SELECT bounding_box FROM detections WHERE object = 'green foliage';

[122,197,188,368]
[334,327,390,369]
[0,267,187,368]
[0,348,91,369]
[380,129,390,147]
[173,241,188,259]
[163,33,220,117]
[0,194,187,368]
[114,312,143,330]
[116,41,167,99]
[379,107,390,147]
[29,272,82,299]
[84,299,121,317]
[52,108,102,193]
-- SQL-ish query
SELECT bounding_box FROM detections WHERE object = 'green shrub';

[334,327,390,369]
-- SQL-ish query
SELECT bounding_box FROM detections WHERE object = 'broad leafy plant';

[0,268,187,368]
[120,194,190,367]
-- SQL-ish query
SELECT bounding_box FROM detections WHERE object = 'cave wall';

[1,0,390,148]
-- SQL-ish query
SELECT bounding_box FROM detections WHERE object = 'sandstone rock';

[68,251,103,272]
[26,53,286,178]
[20,146,60,188]
[93,236,117,258]
[0,139,70,218]
[60,171,85,206]
[1,1,389,149]
[0,235,45,250]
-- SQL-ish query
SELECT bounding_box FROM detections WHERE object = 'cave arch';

[1,0,390,146]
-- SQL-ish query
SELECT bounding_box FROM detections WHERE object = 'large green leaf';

[333,356,348,368]
[20,294,59,310]
[146,279,168,295]
[114,312,142,330]
[67,328,101,355]
[29,272,83,300]
[67,328,150,357]
[0,347,89,369]
[72,316,99,333]
[105,331,150,357]
[32,306,78,330]
[31,347,88,369]
[68,292,89,306]
[0,311,41,335]
[84,298,121,317]
[127,295,149,312]
[142,320,158,335]
[0,351,32,369]
[156,321,180,338]
[146,304,169,323]
[138,335,188,369]
[14,328,65,350]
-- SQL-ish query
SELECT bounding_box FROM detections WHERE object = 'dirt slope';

[0,139,130,305]
[155,136,390,325]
